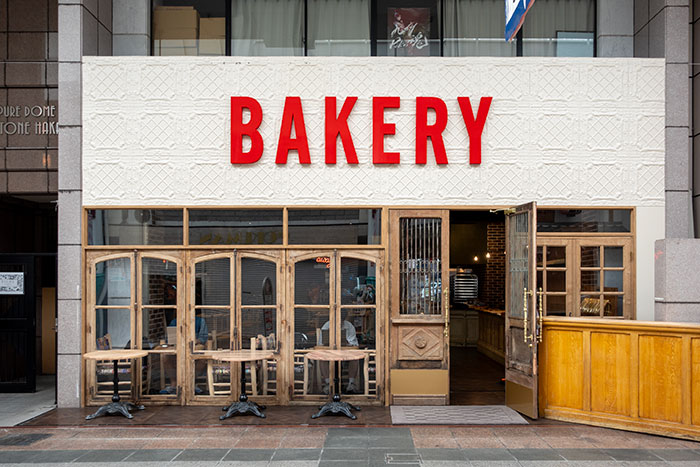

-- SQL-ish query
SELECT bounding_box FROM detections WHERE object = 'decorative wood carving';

[397,326,443,361]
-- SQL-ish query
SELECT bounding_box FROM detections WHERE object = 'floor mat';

[390,405,528,425]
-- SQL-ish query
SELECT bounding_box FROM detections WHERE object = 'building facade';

[33,0,700,419]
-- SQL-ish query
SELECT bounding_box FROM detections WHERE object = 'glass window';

[152,1,226,56]
[308,0,371,56]
[443,0,516,57]
[537,209,631,233]
[231,0,304,56]
[288,209,381,245]
[188,209,283,245]
[87,209,183,245]
[522,0,595,57]
[375,0,440,56]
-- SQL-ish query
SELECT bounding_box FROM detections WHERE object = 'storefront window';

[231,0,304,56]
[522,0,594,57]
[443,0,516,57]
[308,0,371,56]
[87,209,183,246]
[288,209,381,245]
[188,209,283,245]
[537,209,631,233]
[152,1,226,56]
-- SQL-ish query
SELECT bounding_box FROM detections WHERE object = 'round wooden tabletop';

[83,349,149,360]
[306,349,366,362]
[201,350,275,362]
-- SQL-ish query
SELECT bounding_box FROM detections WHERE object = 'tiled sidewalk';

[0,424,699,465]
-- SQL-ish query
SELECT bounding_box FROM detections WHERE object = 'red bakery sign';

[230,96,492,165]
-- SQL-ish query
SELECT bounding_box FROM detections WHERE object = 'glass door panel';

[87,253,135,402]
[138,254,181,399]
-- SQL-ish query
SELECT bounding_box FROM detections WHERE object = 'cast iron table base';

[220,361,267,419]
[311,360,360,420]
[86,359,145,420]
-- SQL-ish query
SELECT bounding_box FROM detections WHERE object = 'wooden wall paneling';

[682,336,692,425]
[639,335,683,423]
[692,338,700,425]
[629,330,639,419]
[544,329,584,410]
[590,332,630,416]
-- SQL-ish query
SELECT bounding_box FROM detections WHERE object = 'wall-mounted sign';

[0,105,58,136]
[231,96,492,166]
[0,272,24,295]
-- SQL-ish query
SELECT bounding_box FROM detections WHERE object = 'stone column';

[57,0,112,408]
[597,0,634,57]
[113,0,150,56]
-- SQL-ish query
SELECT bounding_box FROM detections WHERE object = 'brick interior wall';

[485,222,505,309]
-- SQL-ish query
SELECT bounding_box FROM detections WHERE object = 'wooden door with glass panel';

[86,251,184,405]
[504,203,539,419]
[187,251,281,405]
[389,210,450,406]
[289,250,381,402]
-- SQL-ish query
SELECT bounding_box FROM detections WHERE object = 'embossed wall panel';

[543,329,584,410]
[82,57,665,207]
[590,332,631,416]
[397,326,444,361]
[639,335,683,423]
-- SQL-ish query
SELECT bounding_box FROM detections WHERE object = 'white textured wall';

[82,57,664,207]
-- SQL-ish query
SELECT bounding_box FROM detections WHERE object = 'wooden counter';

[474,306,505,365]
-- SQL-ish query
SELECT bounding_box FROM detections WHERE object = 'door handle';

[523,288,534,346]
[443,286,449,337]
[536,288,544,343]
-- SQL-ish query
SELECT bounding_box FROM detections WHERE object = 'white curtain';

[231,0,304,56]
[523,0,595,57]
[307,0,371,56]
[443,0,594,57]
[443,0,516,57]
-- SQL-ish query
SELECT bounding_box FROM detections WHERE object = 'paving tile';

[420,462,468,467]
[650,449,700,461]
[410,426,453,438]
[326,427,369,438]
[508,448,564,461]
[188,437,239,449]
[73,449,135,462]
[463,448,515,461]
[601,449,663,461]
[270,461,320,467]
[497,436,550,448]
[123,448,182,462]
[368,436,414,449]
[417,448,465,461]
[455,436,505,448]
[468,461,520,467]
[450,427,495,438]
[173,448,229,461]
[279,436,325,448]
[321,448,369,461]
[272,448,322,460]
[223,448,276,462]
[324,437,369,448]
[543,437,596,449]
[413,437,459,448]
[0,450,43,463]
[368,427,411,438]
[319,461,369,467]
[20,450,87,463]
[0,433,51,446]
[234,436,281,448]
[141,438,193,449]
[556,448,615,460]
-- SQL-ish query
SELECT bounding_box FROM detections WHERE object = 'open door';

[389,210,450,405]
[505,202,540,419]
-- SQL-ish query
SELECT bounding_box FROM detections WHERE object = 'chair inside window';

[95,333,132,396]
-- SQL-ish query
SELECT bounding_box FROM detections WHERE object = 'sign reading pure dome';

[230,96,492,166]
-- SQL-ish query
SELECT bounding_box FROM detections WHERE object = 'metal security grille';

[399,218,442,315]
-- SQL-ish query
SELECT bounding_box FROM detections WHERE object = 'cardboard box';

[154,28,198,40]
[199,17,225,40]
[154,6,199,36]
[198,39,225,56]
[154,39,198,56]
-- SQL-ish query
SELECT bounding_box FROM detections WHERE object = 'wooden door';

[389,210,450,406]
[505,202,539,419]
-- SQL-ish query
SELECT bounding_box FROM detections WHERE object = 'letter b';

[231,96,264,164]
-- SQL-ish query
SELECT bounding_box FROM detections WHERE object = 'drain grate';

[385,453,421,464]
[0,433,52,446]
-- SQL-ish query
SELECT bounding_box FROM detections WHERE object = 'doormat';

[390,405,528,425]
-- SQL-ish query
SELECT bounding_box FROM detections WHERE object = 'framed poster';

[388,7,430,56]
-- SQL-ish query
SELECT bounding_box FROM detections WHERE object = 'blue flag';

[505,0,535,41]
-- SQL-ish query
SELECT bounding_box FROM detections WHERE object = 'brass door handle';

[537,288,544,343]
[523,288,534,346]
[443,287,449,337]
